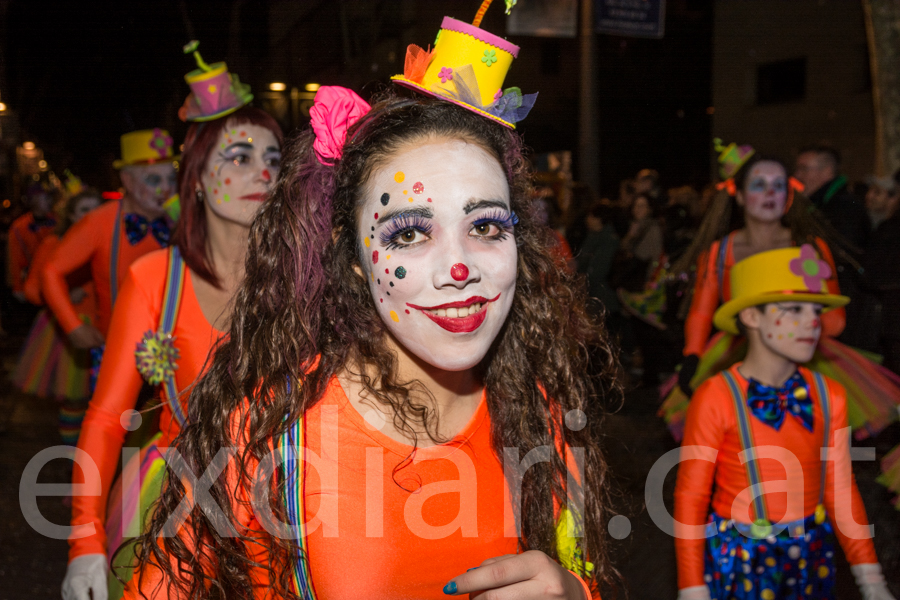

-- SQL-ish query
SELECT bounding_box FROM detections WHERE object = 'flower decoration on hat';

[179,40,253,123]
[390,0,537,129]
[135,330,180,386]
[789,244,832,291]
[714,138,755,180]
[149,128,174,158]
[309,86,372,164]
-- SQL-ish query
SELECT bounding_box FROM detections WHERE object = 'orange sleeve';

[69,265,159,560]
[43,215,100,334]
[674,377,729,589]
[814,238,845,338]
[7,220,29,292]
[684,244,720,356]
[823,379,878,565]
[24,236,57,306]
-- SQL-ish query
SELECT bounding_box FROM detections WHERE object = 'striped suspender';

[722,369,832,535]
[158,247,188,426]
[280,417,317,600]
[110,201,124,306]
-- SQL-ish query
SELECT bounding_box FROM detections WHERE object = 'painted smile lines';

[406,294,501,333]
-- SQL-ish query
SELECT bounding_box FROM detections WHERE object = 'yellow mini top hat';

[391,0,536,129]
[713,245,849,335]
[113,129,180,169]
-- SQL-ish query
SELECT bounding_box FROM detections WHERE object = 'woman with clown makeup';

[659,147,900,444]
[62,44,283,600]
[124,11,620,599]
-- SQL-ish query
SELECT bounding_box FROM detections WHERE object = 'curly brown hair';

[134,91,623,598]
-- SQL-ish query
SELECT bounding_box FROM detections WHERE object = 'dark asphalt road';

[0,333,898,599]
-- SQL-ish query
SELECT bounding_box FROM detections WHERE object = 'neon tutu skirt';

[659,333,900,442]
[12,310,91,401]
[105,433,166,600]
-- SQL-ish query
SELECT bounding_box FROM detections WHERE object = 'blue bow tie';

[747,371,813,431]
[28,216,56,233]
[124,214,171,246]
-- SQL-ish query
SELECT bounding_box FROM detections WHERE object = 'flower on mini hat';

[481,49,498,66]
[789,244,832,291]
[438,67,453,83]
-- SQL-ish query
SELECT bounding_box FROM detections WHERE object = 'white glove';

[852,563,897,600]
[62,554,108,600]
[677,585,711,600]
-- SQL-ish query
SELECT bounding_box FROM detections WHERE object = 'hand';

[62,553,108,600]
[69,286,87,305]
[443,551,588,600]
[852,564,897,600]
[677,585,711,600]
[677,354,700,397]
[68,324,105,349]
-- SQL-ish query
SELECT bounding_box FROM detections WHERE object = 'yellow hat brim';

[113,155,181,170]
[713,291,850,335]
[391,76,515,129]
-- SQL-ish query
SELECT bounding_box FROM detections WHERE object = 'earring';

[195,188,205,201]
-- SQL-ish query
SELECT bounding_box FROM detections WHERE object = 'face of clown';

[29,192,53,218]
[121,163,178,219]
[199,121,282,227]
[357,138,518,372]
[71,195,100,224]
[740,301,823,364]
[737,161,787,223]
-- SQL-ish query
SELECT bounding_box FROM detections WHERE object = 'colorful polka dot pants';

[703,512,836,599]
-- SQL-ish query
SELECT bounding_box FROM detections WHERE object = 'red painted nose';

[450,263,469,281]
[262,169,271,182]
[811,318,820,329]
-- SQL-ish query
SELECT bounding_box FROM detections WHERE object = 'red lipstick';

[406,294,501,333]
[240,192,266,201]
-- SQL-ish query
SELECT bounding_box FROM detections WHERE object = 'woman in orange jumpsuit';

[61,45,284,600]
[660,150,900,442]
[13,188,101,444]
[123,31,616,598]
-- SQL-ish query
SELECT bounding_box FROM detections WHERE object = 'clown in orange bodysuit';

[674,246,893,600]
[61,44,285,600]
[8,182,58,299]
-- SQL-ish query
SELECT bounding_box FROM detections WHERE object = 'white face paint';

[199,121,282,227]
[737,161,788,223]
[358,138,518,372]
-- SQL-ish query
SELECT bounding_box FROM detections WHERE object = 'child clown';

[674,246,895,600]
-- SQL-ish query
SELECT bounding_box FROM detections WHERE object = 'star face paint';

[200,120,282,227]
[755,302,823,363]
[359,139,517,372]
[122,162,178,219]
[738,161,788,223]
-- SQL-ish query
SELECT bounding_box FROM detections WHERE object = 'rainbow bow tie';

[124,214,171,246]
[747,371,813,431]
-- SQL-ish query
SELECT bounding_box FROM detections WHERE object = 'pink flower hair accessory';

[789,244,832,291]
[309,86,371,165]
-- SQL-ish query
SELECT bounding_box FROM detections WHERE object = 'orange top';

[69,250,223,560]
[123,377,598,599]
[24,235,96,318]
[8,212,56,292]
[673,365,877,589]
[42,200,163,336]
[683,236,845,356]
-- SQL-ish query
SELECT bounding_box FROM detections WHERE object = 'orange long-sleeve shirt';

[8,212,56,293]
[674,364,877,590]
[69,250,223,560]
[42,200,162,337]
[24,235,96,318]
[683,236,845,356]
[123,377,599,600]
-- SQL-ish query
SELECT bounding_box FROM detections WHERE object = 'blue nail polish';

[443,581,457,595]
[467,567,478,572]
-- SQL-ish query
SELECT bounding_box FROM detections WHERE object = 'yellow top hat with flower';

[713,245,849,335]
[391,0,536,129]
[113,129,179,169]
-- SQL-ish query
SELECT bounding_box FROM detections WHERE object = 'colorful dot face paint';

[739,161,788,223]
[372,251,378,264]
[357,139,517,372]
[756,301,824,364]
[450,263,469,281]
[200,120,282,227]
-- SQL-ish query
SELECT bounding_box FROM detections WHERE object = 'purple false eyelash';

[379,213,433,248]
[473,209,518,231]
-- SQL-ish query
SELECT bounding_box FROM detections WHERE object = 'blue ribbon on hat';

[431,64,537,125]
[746,370,813,431]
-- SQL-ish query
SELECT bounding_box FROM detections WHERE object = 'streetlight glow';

[269,82,287,91]
[305,83,321,92]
